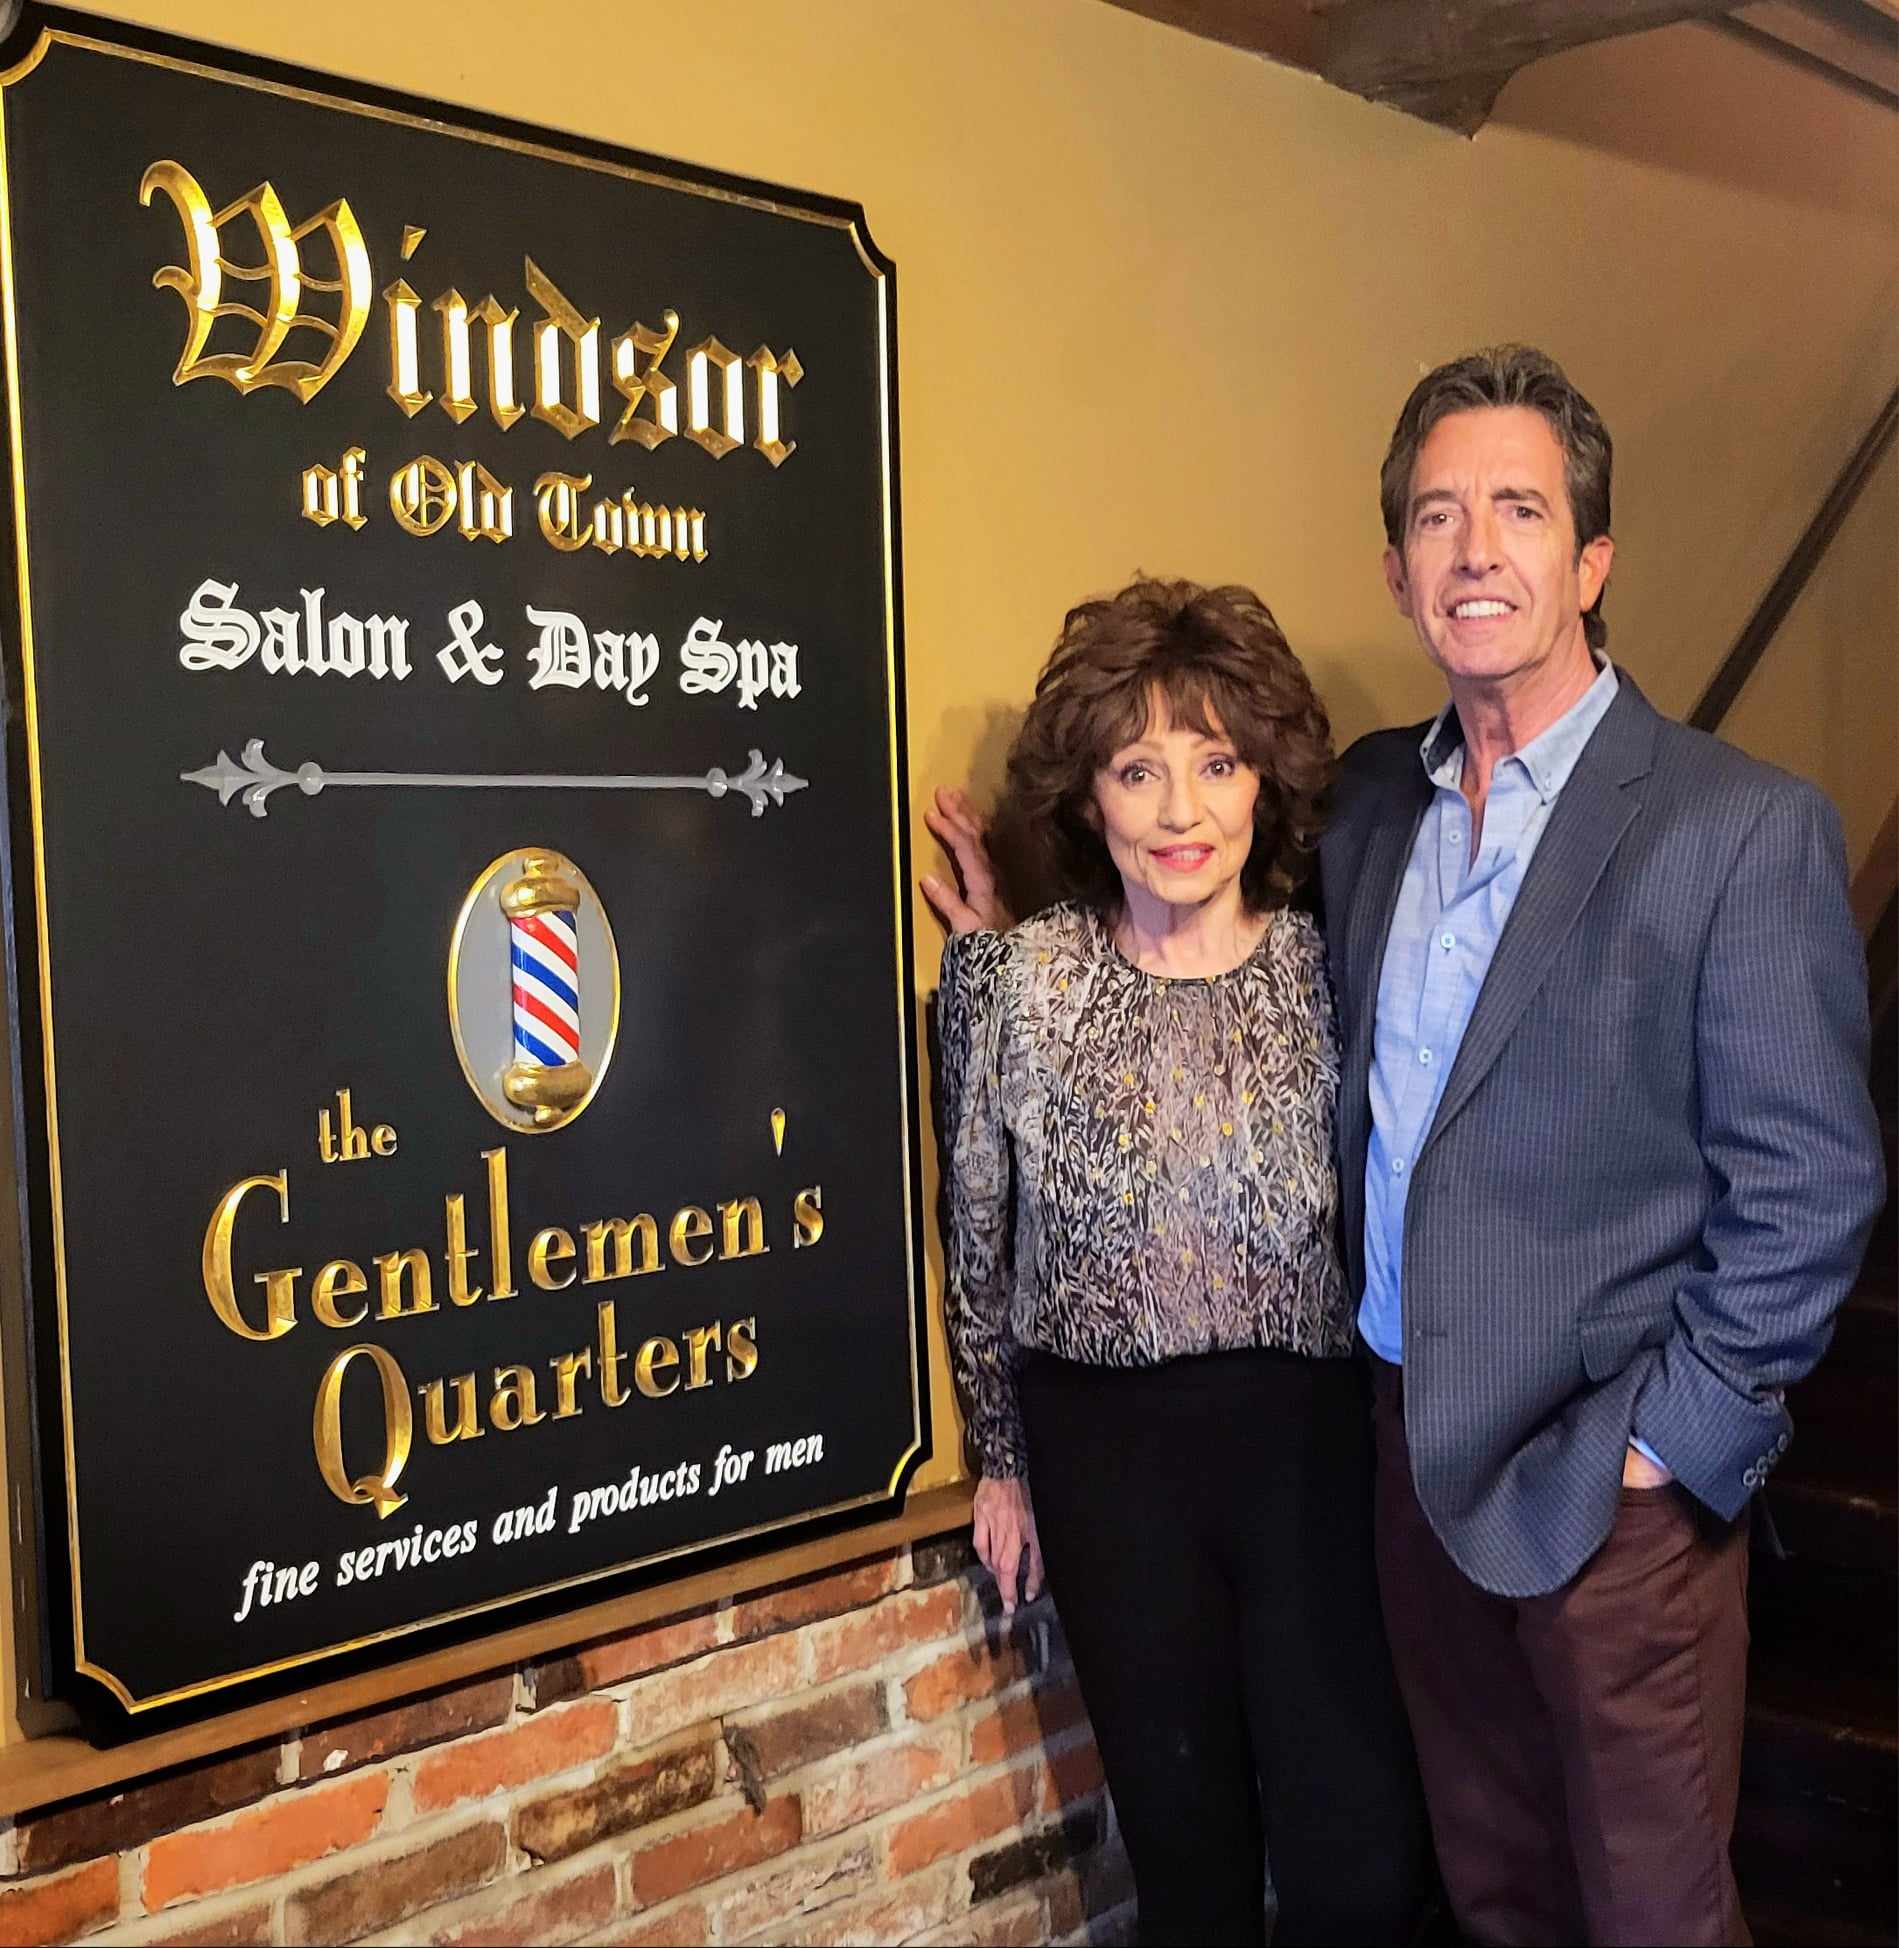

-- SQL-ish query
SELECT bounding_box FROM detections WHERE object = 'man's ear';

[1578,532,1614,614]
[1383,545,1414,619]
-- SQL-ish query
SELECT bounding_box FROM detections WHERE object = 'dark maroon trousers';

[1368,1357,1751,1947]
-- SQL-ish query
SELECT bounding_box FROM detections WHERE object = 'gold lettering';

[141,160,369,403]
[382,276,432,415]
[455,460,513,543]
[301,446,368,530]
[668,1205,714,1267]
[793,1184,824,1249]
[370,1123,398,1157]
[486,1147,517,1299]
[202,1171,297,1341]
[311,1258,368,1329]
[683,1321,721,1390]
[313,1343,412,1518]
[684,334,743,458]
[552,1347,593,1418]
[420,1372,484,1444]
[725,1316,759,1381]
[490,1364,545,1431]
[533,470,592,552]
[525,258,600,440]
[374,1247,435,1320]
[390,454,457,536]
[596,1299,630,1407]
[473,296,526,428]
[634,1335,680,1398]
[528,1226,577,1290]
[718,1196,768,1260]
[609,309,679,449]
[445,1193,483,1306]
[582,1214,660,1282]
[746,345,802,467]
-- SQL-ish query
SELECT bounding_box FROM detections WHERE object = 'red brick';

[411,1698,617,1811]
[766,1861,958,1947]
[704,1835,876,1941]
[884,1765,1041,1876]
[144,1772,389,1910]
[903,1622,1039,1722]
[589,1900,709,1947]
[916,1889,1046,1946]
[730,1681,888,1779]
[16,1745,283,1876]
[299,1674,513,1781]
[631,1795,802,1904]
[0,1859,118,1947]
[805,1583,963,1682]
[146,1901,275,1948]
[430,1860,617,1946]
[284,1820,505,1945]
[727,1555,901,1640]
[147,1903,275,1948]
[967,1681,1088,1766]
[1045,1867,1087,1939]
[1042,1735,1106,1810]
[512,1741,717,1864]
[801,1729,961,1839]
[620,1634,801,1744]
[530,1607,723,1705]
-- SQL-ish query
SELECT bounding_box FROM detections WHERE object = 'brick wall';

[0,1529,1133,1947]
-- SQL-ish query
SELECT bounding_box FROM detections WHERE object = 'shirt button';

[1439,932,1455,951]
[1447,827,1463,845]
[1418,1048,1433,1067]
[1392,1157,1406,1175]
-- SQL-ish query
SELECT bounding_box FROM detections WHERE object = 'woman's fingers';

[922,789,1007,933]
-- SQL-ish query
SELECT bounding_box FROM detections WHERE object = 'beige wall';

[1722,434,1898,874]
[23,0,1899,1512]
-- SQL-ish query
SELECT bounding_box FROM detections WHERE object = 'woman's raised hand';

[920,787,1010,935]
[971,1474,1045,1615]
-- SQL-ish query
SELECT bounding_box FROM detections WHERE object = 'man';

[1324,344,1884,1945]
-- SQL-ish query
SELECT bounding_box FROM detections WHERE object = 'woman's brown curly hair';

[991,578,1332,916]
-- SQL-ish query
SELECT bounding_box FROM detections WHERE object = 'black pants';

[1020,1348,1430,1948]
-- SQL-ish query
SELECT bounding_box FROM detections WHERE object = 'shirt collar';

[1419,656,1620,803]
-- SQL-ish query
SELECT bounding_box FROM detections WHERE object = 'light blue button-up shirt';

[1358,658,1619,1365]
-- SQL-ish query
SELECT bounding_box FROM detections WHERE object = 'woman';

[927,578,1427,1947]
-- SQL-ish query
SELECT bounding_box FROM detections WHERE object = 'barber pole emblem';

[448,848,619,1133]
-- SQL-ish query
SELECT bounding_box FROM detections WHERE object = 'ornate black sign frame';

[0,4,926,1723]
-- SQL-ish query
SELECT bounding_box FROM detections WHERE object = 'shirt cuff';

[1629,1434,1671,1472]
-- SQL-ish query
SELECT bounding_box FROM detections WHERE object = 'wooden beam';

[1095,0,1325,70]
[1724,0,1899,105]
[1321,0,1744,132]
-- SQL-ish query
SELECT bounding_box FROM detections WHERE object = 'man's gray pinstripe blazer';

[1320,673,1885,1598]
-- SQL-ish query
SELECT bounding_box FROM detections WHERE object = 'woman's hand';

[921,787,1011,934]
[971,1473,1044,1615]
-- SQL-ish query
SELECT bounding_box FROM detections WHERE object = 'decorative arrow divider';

[182,739,810,819]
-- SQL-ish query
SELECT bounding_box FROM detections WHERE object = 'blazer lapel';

[1416,679,1657,1163]
[1339,761,1431,1168]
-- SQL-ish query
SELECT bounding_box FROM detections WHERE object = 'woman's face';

[1092,692,1260,912]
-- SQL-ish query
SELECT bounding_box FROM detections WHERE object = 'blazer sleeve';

[1631,782,1885,1517]
[936,930,1027,1480]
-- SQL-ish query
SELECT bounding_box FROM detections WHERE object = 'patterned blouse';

[937,901,1352,1479]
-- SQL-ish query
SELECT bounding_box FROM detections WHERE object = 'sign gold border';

[0,18,924,1713]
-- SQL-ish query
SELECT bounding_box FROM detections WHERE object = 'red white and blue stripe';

[510,908,581,1070]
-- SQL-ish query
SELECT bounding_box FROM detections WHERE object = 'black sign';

[0,7,924,1718]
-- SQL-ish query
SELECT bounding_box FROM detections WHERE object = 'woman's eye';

[1205,757,1235,778]
[1119,764,1150,786]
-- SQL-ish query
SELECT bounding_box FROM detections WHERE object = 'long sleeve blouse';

[937,901,1353,1479]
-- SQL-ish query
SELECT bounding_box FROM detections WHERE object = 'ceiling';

[1097,0,1899,132]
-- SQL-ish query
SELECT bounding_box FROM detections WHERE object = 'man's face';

[1383,405,1613,692]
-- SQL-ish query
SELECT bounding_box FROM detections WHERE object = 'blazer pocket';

[1579,1310,1667,1382]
